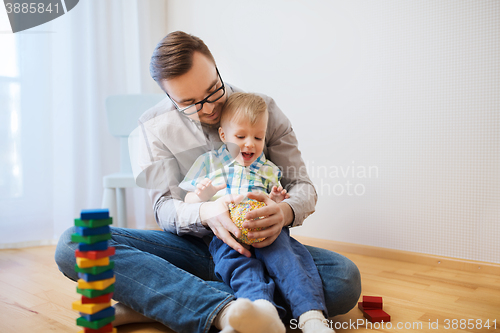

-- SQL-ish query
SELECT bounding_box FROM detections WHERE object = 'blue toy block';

[78,269,114,282]
[80,208,110,220]
[75,225,111,236]
[77,241,108,252]
[79,306,115,322]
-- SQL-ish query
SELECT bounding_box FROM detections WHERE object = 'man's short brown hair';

[220,93,268,127]
[150,31,215,83]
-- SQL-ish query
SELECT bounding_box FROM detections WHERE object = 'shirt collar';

[216,144,234,165]
[248,151,266,171]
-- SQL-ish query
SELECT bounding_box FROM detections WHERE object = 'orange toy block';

[72,300,111,314]
[76,257,110,268]
[77,277,115,290]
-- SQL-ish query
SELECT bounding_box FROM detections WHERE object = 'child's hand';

[268,185,290,203]
[195,178,226,202]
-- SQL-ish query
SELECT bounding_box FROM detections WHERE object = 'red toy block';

[81,293,113,304]
[363,296,383,309]
[363,309,391,323]
[82,323,114,333]
[358,302,375,312]
[75,247,115,260]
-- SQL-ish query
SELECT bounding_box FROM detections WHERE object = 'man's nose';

[200,102,215,114]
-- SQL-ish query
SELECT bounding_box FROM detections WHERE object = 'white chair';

[101,94,165,228]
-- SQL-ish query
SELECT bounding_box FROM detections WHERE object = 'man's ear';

[218,127,225,142]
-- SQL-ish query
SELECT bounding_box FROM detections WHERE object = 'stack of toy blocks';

[71,209,117,333]
[358,295,391,322]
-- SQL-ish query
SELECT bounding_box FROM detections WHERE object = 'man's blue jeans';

[55,226,361,333]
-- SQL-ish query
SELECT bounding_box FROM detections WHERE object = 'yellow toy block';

[72,300,111,314]
[77,276,115,290]
[79,330,117,333]
[76,256,110,268]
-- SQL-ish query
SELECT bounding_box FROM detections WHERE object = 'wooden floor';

[0,245,499,333]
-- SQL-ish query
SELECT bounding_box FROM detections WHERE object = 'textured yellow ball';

[229,199,266,245]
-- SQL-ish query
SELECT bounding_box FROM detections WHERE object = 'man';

[55,31,361,333]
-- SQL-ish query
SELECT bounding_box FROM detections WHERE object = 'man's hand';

[199,194,252,257]
[242,191,293,248]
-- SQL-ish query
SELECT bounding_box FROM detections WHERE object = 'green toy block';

[71,233,111,244]
[74,217,113,228]
[74,261,114,275]
[76,315,115,329]
[77,284,115,298]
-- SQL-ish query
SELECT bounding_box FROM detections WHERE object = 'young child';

[181,93,335,333]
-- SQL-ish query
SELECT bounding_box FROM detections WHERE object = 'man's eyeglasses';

[166,68,225,116]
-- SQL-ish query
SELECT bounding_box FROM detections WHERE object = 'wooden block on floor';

[75,218,113,228]
[363,295,383,308]
[363,309,391,323]
[77,277,115,290]
[75,226,111,237]
[80,209,110,220]
[72,300,111,314]
[72,233,112,245]
[78,323,116,333]
[77,284,115,298]
[75,247,115,260]
[75,262,114,275]
[78,241,109,252]
[79,329,116,333]
[76,257,110,269]
[77,315,115,329]
[79,305,115,321]
[81,293,114,304]
[78,269,114,282]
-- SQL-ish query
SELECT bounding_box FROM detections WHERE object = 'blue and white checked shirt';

[180,144,282,200]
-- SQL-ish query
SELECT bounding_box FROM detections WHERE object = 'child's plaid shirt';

[180,144,282,200]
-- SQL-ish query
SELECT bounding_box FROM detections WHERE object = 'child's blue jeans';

[210,227,328,319]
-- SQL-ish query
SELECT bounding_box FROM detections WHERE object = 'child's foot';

[228,298,285,333]
[299,310,336,333]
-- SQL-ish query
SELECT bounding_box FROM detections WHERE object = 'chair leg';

[116,187,127,228]
[102,187,117,226]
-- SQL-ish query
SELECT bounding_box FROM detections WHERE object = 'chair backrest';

[105,94,165,136]
[105,94,165,173]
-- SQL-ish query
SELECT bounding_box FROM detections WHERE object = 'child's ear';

[218,127,225,142]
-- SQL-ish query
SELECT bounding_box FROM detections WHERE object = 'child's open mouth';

[241,152,254,162]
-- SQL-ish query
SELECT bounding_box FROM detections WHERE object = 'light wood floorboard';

[0,245,498,332]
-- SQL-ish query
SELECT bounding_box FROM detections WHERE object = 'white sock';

[299,310,336,333]
[227,298,285,333]
[214,301,234,331]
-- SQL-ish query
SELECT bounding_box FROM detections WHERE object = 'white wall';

[165,0,499,263]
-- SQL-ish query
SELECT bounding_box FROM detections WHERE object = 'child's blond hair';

[220,92,268,126]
